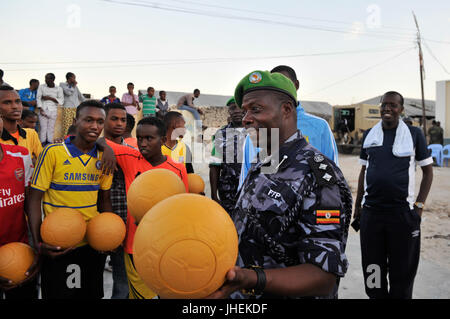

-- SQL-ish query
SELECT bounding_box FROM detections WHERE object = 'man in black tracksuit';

[353,91,433,299]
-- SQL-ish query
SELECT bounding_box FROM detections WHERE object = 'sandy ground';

[194,154,450,269]
[335,154,450,298]
[337,154,450,270]
[103,153,450,299]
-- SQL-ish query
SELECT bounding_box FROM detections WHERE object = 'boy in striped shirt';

[140,87,157,118]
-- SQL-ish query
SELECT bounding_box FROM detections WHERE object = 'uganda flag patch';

[316,210,340,224]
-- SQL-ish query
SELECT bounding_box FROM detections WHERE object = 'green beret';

[226,97,236,106]
[234,70,297,108]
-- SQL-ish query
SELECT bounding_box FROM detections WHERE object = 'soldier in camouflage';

[209,97,246,214]
[207,70,352,299]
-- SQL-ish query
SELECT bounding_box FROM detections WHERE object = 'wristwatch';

[414,202,425,209]
[240,265,266,297]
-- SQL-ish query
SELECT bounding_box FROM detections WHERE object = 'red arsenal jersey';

[0,143,33,245]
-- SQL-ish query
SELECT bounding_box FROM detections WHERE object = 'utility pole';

[413,11,427,137]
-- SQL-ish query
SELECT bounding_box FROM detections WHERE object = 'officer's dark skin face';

[380,93,404,130]
[242,90,297,151]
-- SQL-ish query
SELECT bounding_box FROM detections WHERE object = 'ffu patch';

[316,210,340,224]
[267,188,282,199]
[96,160,102,170]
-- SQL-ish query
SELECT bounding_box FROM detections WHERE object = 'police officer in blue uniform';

[207,71,353,299]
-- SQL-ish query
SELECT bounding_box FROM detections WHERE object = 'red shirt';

[124,137,138,150]
[107,140,189,254]
[0,144,34,245]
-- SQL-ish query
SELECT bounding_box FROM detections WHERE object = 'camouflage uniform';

[210,123,247,214]
[428,125,441,145]
[231,131,353,299]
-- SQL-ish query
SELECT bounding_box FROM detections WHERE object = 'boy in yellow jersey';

[161,111,194,173]
[27,100,113,299]
[0,86,42,165]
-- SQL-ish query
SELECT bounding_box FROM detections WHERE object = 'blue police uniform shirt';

[232,131,353,299]
[238,101,339,190]
[359,125,432,210]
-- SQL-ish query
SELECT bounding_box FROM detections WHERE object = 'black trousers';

[1,277,38,300]
[360,205,421,299]
[41,245,106,299]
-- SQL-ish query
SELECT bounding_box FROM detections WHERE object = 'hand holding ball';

[0,242,35,284]
[133,193,238,299]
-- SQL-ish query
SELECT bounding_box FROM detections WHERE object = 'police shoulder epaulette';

[306,153,337,187]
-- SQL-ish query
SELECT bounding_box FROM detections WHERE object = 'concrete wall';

[168,105,229,130]
[436,80,450,145]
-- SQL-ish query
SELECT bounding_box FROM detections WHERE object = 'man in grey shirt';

[176,89,203,120]
[176,88,206,132]
[60,72,85,136]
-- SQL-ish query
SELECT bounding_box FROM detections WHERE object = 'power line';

[302,47,415,97]
[153,0,450,44]
[133,0,450,45]
[164,0,417,34]
[422,37,450,45]
[3,46,412,72]
[423,40,450,74]
[2,45,410,66]
[100,0,417,44]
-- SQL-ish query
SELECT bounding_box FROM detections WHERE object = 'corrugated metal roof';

[301,100,333,118]
[359,96,435,117]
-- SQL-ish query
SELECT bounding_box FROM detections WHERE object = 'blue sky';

[1,0,449,105]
